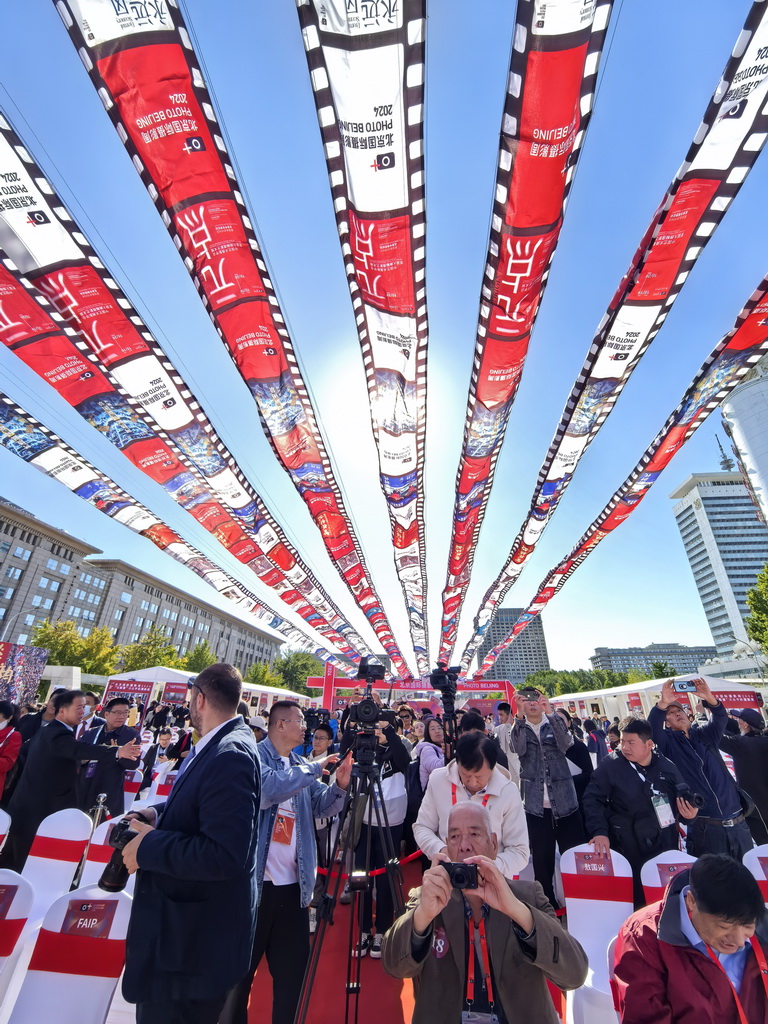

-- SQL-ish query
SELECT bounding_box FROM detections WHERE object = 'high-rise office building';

[590,642,716,674]
[0,499,281,672]
[721,359,768,523]
[476,607,550,684]
[670,473,768,657]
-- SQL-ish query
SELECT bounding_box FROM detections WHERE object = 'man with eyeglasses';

[77,695,141,818]
[221,700,352,1024]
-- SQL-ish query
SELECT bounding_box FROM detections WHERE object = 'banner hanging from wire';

[460,0,768,671]
[437,0,615,663]
[54,0,413,680]
[296,0,430,673]
[477,274,768,674]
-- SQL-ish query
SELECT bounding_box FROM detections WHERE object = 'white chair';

[122,771,144,814]
[606,935,620,1022]
[743,843,768,905]
[0,870,34,1008]
[0,810,10,854]
[21,809,91,926]
[79,821,135,897]
[640,851,696,905]
[6,883,132,1024]
[132,760,175,811]
[560,845,634,1024]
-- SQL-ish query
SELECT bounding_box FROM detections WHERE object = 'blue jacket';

[257,737,346,907]
[124,718,261,1003]
[648,702,741,819]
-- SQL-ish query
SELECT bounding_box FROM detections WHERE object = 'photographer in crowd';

[221,701,351,1024]
[512,689,584,908]
[382,802,588,1023]
[614,853,768,1023]
[414,731,528,880]
[720,707,768,846]
[649,678,753,859]
[583,717,700,906]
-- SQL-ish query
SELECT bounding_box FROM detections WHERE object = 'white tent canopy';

[108,666,195,684]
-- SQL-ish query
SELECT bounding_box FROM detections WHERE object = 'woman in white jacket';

[413,732,529,880]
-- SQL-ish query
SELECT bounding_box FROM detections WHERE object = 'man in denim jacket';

[221,700,351,1024]
[511,689,584,908]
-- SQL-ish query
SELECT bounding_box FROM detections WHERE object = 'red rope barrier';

[316,848,424,880]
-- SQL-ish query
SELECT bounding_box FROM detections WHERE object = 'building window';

[5,567,22,581]
[24,614,34,627]
[39,577,49,589]
[120,592,132,604]
[17,634,28,644]
[114,609,124,622]
[31,596,42,608]
[60,564,70,576]
[131,633,140,642]
[136,617,144,628]
[42,599,53,611]
[141,600,149,611]
[46,558,58,571]
[13,547,31,561]
[50,580,60,593]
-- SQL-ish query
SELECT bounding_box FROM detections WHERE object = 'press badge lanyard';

[704,936,768,1024]
[465,914,494,1011]
[628,761,675,828]
[452,784,491,807]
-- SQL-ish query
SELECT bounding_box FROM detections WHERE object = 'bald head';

[445,802,498,862]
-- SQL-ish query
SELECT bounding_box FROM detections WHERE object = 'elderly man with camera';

[649,677,754,859]
[382,802,588,1023]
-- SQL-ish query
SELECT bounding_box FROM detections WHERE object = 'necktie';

[176,743,197,778]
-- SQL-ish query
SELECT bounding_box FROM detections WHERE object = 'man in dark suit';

[6,689,141,869]
[120,663,261,1024]
[77,696,142,818]
[75,691,105,740]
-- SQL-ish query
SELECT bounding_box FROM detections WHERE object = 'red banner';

[160,681,191,706]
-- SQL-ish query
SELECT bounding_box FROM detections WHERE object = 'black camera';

[431,663,460,718]
[98,818,140,892]
[441,862,479,890]
[675,783,705,809]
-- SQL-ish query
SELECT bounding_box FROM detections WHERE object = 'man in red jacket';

[614,853,768,1023]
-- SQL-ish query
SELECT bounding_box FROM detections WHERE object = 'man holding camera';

[118,664,261,1024]
[649,678,753,859]
[583,717,700,906]
[382,802,588,1023]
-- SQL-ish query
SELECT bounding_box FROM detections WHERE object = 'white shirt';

[190,716,241,756]
[264,756,299,885]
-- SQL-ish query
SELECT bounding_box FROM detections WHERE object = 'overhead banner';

[0,642,49,705]
[462,1,768,670]
[0,392,353,671]
[476,275,768,674]
[296,0,430,673]
[438,0,615,662]
[0,110,375,665]
[54,0,413,682]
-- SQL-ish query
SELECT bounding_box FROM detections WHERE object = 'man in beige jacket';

[382,802,588,1024]
[413,732,529,879]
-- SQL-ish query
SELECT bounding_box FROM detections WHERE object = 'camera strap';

[452,784,491,808]
[704,936,768,1024]
[465,914,494,1011]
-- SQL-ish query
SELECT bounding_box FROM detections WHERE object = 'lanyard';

[704,935,768,1024]
[452,783,491,807]
[465,915,494,1009]
[0,728,15,752]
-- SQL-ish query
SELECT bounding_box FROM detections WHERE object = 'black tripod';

[295,728,405,1024]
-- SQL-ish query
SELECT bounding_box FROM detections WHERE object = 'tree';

[627,668,651,686]
[746,563,768,650]
[184,640,217,673]
[121,626,183,671]
[272,650,325,695]
[649,661,676,679]
[244,661,283,688]
[29,619,120,675]
[523,668,628,696]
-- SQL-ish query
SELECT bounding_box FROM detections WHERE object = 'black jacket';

[582,749,690,866]
[77,721,141,818]
[719,728,768,820]
[123,718,261,1002]
[565,737,593,802]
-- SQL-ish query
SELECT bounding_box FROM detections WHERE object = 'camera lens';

[451,866,468,888]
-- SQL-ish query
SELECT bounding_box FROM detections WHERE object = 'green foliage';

[121,625,183,671]
[746,563,768,651]
[272,649,325,696]
[183,640,217,673]
[649,660,676,679]
[29,619,120,676]
[627,668,651,685]
[244,660,283,688]
[524,668,628,696]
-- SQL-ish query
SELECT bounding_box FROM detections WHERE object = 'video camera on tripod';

[430,662,461,757]
[346,657,396,765]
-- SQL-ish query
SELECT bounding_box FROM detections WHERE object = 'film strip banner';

[438,0,615,662]
[476,275,768,675]
[0,112,376,665]
[296,0,430,674]
[53,0,413,681]
[461,1,768,672]
[0,392,352,670]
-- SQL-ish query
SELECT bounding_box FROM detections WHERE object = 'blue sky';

[1,0,766,674]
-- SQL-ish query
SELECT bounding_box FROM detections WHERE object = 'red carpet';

[248,862,420,1024]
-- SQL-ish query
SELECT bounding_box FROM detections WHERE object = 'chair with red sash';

[0,870,34,1009]
[21,809,91,927]
[560,844,634,1024]
[122,770,143,814]
[5,882,132,1024]
[640,851,696,905]
[743,844,768,907]
[0,810,10,854]
[79,821,136,897]
[606,935,620,1022]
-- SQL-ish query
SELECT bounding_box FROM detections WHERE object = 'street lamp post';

[0,609,29,644]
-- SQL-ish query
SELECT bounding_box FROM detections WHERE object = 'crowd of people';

[0,667,766,1023]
